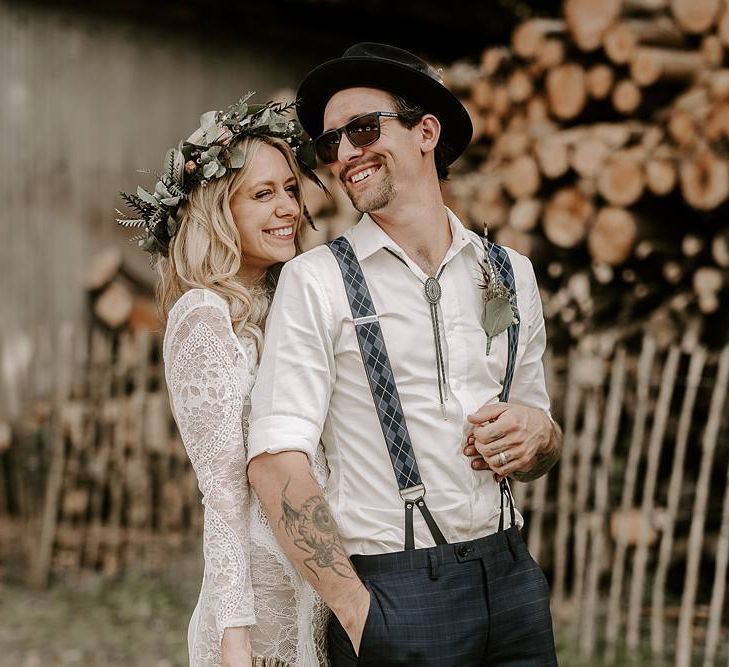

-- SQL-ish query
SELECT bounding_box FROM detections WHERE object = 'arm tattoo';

[279,479,354,580]
[512,422,563,483]
[512,447,560,482]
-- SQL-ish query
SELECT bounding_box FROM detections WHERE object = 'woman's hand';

[221,626,253,667]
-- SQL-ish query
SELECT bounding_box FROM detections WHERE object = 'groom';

[248,42,562,665]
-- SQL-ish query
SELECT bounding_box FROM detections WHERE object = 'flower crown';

[116,92,318,257]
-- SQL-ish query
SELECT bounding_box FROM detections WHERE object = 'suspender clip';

[353,314,378,326]
[399,483,425,502]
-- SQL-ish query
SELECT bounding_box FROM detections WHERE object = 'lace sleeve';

[163,290,257,655]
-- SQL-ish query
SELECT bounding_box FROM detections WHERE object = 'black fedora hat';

[296,42,473,164]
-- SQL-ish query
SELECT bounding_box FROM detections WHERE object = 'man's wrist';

[331,581,369,628]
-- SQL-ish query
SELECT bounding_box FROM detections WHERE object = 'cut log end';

[94,282,134,329]
[603,23,637,65]
[565,0,622,52]
[586,64,615,100]
[588,207,638,265]
[504,155,541,199]
[612,79,642,115]
[679,149,729,210]
[86,248,123,291]
[546,63,588,120]
[646,158,677,195]
[597,155,646,207]
[670,0,720,34]
[543,187,595,247]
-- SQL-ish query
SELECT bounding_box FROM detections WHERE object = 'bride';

[117,94,329,666]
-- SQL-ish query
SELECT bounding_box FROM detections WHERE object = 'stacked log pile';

[443,0,729,349]
[85,248,160,333]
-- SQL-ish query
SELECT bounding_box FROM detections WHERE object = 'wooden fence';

[0,325,728,665]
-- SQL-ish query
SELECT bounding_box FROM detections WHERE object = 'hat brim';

[296,57,473,165]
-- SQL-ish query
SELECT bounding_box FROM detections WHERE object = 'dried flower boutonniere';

[479,228,519,354]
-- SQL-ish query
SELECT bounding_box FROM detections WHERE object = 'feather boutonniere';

[479,229,519,354]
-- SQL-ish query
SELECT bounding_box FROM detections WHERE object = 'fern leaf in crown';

[116,91,319,258]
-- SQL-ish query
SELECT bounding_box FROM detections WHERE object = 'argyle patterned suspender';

[328,236,519,548]
[486,240,519,531]
[487,241,520,403]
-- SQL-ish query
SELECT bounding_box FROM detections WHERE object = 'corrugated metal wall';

[0,1,317,334]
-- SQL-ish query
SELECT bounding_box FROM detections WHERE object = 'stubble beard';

[345,169,396,213]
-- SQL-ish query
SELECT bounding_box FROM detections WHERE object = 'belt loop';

[404,500,415,550]
[428,549,440,580]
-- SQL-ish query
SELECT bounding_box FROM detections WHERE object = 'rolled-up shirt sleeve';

[247,253,336,463]
[509,254,552,415]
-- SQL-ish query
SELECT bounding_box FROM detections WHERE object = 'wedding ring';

[498,451,508,466]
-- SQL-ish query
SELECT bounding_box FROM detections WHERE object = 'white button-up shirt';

[248,208,551,556]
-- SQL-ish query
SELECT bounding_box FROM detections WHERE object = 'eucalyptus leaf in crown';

[116,92,319,258]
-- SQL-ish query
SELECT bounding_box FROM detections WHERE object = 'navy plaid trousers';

[328,527,557,666]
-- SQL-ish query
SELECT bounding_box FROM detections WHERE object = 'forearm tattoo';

[512,422,563,483]
[279,479,354,580]
[512,447,560,482]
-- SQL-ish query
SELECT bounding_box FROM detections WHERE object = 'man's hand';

[221,626,252,667]
[336,584,371,655]
[463,402,561,482]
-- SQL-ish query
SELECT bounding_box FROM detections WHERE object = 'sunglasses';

[314,111,401,164]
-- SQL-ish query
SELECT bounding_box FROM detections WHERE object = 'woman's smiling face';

[230,141,301,283]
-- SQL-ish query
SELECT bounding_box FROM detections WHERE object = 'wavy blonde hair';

[156,135,306,352]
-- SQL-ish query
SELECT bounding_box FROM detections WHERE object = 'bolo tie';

[386,249,449,418]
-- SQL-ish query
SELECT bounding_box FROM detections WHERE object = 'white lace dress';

[163,288,330,667]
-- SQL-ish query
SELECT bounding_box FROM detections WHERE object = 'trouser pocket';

[327,582,381,667]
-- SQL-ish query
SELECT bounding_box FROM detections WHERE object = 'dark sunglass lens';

[315,131,341,164]
[346,114,381,148]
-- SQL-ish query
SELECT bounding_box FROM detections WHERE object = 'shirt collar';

[348,207,476,266]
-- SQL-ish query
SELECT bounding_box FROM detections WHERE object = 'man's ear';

[419,114,441,155]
